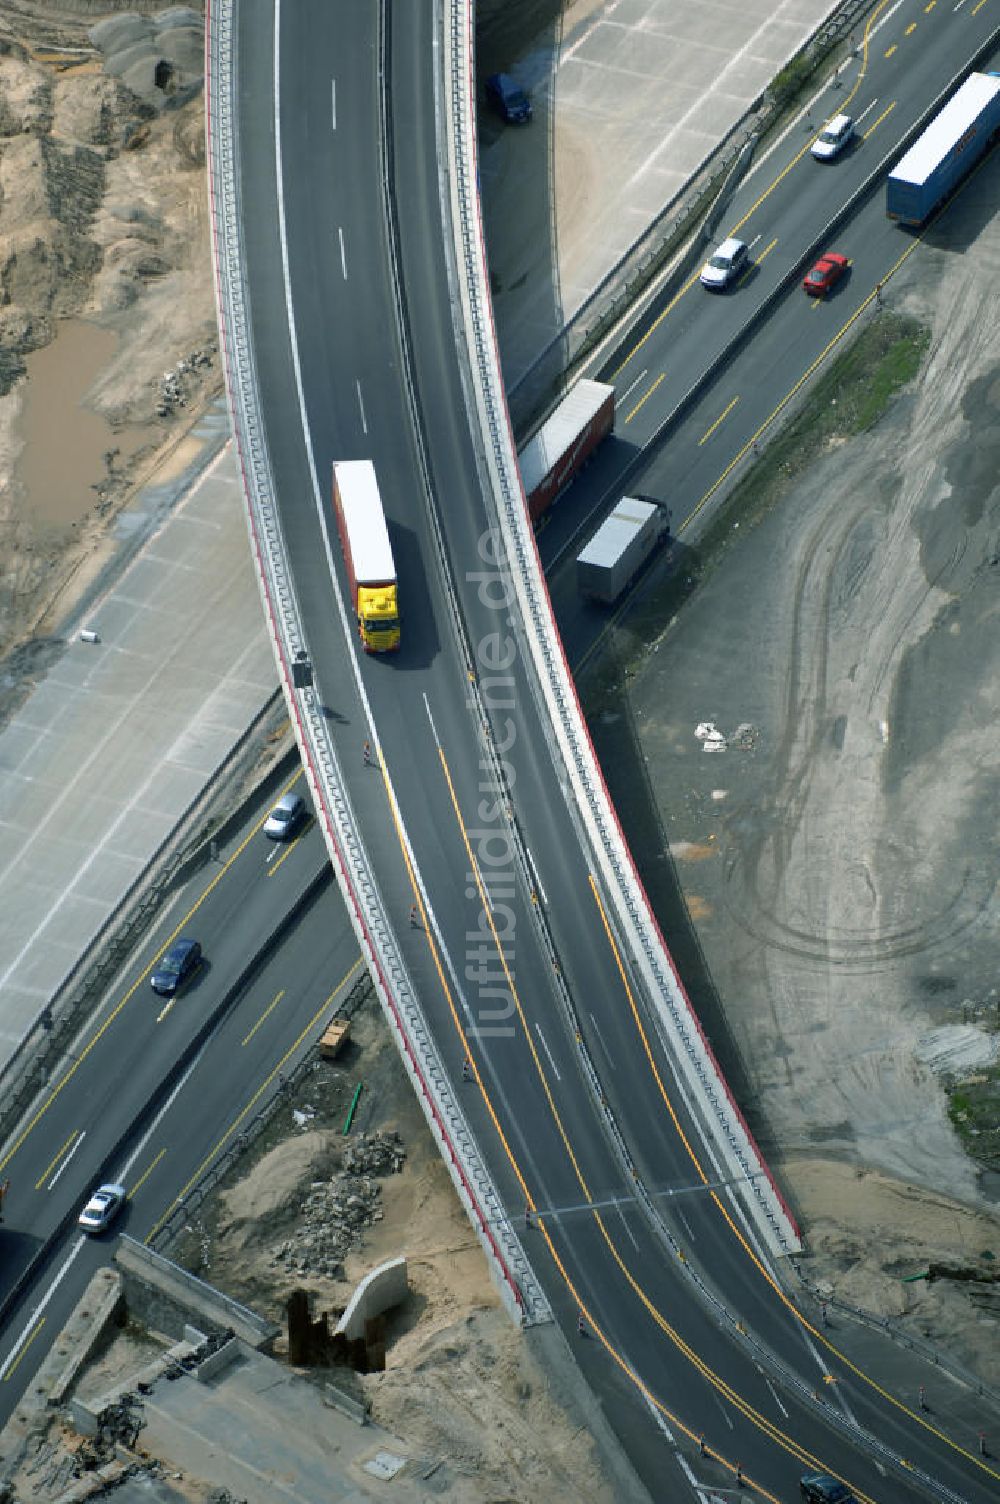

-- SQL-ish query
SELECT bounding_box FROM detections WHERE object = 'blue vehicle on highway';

[887,71,1000,225]
[150,936,202,997]
[486,72,532,124]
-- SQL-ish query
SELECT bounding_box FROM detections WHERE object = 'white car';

[700,237,750,290]
[811,114,854,161]
[78,1183,126,1233]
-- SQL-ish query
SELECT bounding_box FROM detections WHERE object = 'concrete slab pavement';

[0,408,275,1071]
[139,1347,422,1504]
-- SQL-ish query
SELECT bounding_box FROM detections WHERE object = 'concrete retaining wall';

[335,1256,408,1343]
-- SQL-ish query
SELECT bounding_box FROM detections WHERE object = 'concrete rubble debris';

[155,347,214,416]
[73,1391,144,1474]
[270,1131,405,1281]
[695,720,727,752]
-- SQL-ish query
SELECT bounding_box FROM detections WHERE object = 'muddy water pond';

[17,318,146,532]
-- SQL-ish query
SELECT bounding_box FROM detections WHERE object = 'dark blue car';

[151,937,202,996]
[800,1474,855,1504]
[486,73,532,124]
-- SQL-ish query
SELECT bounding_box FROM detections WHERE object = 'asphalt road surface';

[0,785,358,1405]
[538,0,1000,634]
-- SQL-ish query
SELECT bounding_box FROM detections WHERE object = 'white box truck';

[576,496,669,604]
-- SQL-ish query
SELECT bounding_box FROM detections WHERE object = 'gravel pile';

[271,1131,405,1280]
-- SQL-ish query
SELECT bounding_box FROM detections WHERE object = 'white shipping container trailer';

[333,461,396,585]
[576,496,670,604]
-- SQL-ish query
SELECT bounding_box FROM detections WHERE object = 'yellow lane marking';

[129,1148,165,1200]
[612,273,703,376]
[432,743,596,1201]
[367,758,548,1267]
[242,989,286,1046]
[156,998,176,1024]
[592,1210,877,1500]
[885,43,898,57]
[739,237,778,290]
[266,824,312,877]
[624,372,665,424]
[698,396,739,446]
[905,21,917,34]
[972,0,987,13]
[266,842,296,877]
[925,1,935,10]
[35,1131,79,1191]
[2,1318,45,1380]
[590,873,1000,1476]
[144,956,363,1245]
[535,1214,842,1504]
[592,243,1000,1483]
[0,817,267,1177]
[863,99,897,139]
[683,244,919,534]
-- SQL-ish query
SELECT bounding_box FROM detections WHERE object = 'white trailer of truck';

[576,496,670,604]
[332,460,400,652]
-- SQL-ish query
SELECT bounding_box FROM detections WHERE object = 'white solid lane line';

[0,1238,85,1380]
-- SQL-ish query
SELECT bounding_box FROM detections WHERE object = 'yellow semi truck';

[332,460,400,653]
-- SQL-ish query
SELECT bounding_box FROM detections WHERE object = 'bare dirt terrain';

[0,3,627,1497]
[0,0,218,666]
[587,165,1000,1383]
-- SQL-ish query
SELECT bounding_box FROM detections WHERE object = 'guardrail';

[0,865,329,1336]
[549,27,1000,588]
[792,1257,1000,1411]
[204,0,545,1327]
[443,0,801,1261]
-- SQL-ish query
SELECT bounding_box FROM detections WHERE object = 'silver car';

[263,791,306,841]
[78,1183,126,1233]
[700,236,750,290]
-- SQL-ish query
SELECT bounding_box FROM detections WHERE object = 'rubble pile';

[73,1392,143,1473]
[155,346,214,415]
[271,1130,405,1281]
